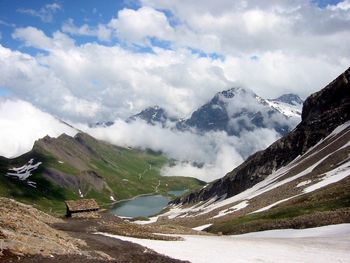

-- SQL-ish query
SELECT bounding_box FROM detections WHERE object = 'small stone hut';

[64,199,99,217]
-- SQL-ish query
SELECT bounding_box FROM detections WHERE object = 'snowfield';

[99,224,350,263]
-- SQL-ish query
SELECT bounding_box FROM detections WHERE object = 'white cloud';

[12,27,75,51]
[17,3,61,23]
[79,119,280,182]
[2,1,350,123]
[0,99,77,158]
[62,19,112,42]
[0,44,100,122]
[328,0,350,11]
[108,7,174,44]
[62,6,174,44]
[12,27,53,50]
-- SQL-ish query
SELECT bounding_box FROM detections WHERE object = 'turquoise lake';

[110,190,187,218]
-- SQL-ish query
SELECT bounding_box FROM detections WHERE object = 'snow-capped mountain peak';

[274,94,303,106]
[182,87,298,136]
[127,106,178,126]
[266,94,303,118]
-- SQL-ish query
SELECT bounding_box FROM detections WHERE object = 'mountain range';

[127,88,303,137]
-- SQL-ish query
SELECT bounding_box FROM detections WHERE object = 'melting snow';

[5,159,41,187]
[192,224,213,231]
[134,216,159,225]
[296,180,313,187]
[99,224,350,263]
[251,195,301,214]
[304,160,350,193]
[212,200,249,218]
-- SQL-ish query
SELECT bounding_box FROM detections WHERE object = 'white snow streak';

[5,159,41,187]
[304,160,350,193]
[212,200,249,218]
[192,224,213,231]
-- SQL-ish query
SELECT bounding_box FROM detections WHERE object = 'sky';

[0,0,349,181]
[0,0,349,122]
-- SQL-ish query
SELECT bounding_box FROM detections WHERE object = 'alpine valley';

[0,65,350,262]
[1,67,349,262]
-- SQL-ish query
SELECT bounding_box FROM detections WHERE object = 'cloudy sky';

[0,0,349,181]
[0,0,349,122]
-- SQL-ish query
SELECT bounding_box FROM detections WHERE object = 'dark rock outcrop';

[174,67,350,205]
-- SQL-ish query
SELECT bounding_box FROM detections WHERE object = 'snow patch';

[192,224,213,231]
[251,195,301,214]
[5,158,41,187]
[212,200,249,218]
[296,180,312,187]
[304,160,350,193]
[98,224,350,263]
[133,216,159,225]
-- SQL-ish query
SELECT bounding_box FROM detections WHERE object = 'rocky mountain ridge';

[93,89,302,135]
[127,88,302,137]
[0,132,204,213]
[173,67,350,205]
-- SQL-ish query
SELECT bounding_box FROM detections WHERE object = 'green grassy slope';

[0,133,205,214]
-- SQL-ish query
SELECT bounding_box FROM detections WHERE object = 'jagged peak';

[273,93,303,105]
[217,87,257,99]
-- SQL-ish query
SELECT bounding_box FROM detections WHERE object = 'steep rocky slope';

[173,67,350,205]
[0,197,87,257]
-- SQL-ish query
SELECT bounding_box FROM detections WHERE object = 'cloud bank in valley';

[81,119,280,182]
[0,99,284,182]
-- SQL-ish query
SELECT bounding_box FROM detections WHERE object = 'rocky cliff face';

[174,67,350,205]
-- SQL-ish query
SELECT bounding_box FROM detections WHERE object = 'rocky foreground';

[0,197,197,262]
